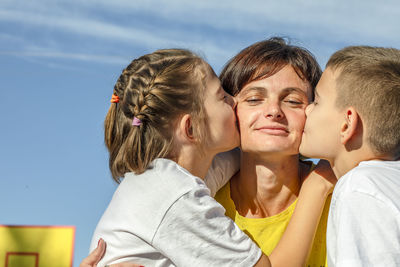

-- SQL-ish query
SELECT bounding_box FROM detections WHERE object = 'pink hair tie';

[132,117,142,126]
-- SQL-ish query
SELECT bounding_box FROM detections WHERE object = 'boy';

[300,46,400,266]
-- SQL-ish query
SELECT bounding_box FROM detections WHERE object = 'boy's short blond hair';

[327,46,400,159]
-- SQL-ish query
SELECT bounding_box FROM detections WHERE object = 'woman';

[215,37,330,266]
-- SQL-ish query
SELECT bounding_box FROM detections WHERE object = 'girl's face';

[235,65,312,156]
[203,69,240,154]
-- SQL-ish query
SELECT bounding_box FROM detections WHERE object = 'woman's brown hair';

[105,49,208,182]
[220,37,321,100]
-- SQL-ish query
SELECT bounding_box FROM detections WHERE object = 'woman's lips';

[256,126,289,136]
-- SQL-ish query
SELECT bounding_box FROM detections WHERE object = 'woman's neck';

[230,152,304,218]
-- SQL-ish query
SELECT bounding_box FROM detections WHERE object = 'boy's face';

[299,67,343,161]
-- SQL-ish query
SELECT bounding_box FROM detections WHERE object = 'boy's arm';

[204,148,240,197]
[329,191,400,266]
[80,239,106,267]
[83,240,271,267]
[269,160,336,267]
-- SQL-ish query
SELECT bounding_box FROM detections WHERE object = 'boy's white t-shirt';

[327,160,400,266]
[90,151,262,267]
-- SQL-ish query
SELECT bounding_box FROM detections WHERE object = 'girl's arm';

[269,160,336,267]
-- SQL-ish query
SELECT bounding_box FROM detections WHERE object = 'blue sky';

[1,0,400,265]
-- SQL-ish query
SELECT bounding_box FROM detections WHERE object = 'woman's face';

[203,69,240,154]
[235,65,312,156]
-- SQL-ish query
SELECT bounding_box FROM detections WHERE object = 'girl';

[87,49,333,267]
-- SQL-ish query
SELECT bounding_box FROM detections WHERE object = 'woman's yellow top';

[215,181,331,267]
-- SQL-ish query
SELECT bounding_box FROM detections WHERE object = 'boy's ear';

[177,114,195,143]
[340,107,360,145]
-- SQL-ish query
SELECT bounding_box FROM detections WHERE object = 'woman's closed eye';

[245,96,264,105]
[282,95,306,107]
[285,99,303,105]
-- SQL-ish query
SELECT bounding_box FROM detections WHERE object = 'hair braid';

[104,49,209,182]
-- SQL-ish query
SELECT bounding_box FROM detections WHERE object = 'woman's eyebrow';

[239,86,266,96]
[282,87,308,97]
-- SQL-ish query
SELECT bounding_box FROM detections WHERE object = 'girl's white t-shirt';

[90,151,261,267]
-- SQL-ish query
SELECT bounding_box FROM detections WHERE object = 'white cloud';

[0,5,235,66]
[1,0,399,68]
[56,0,400,44]
[0,50,127,65]
[0,9,165,46]
[2,0,400,42]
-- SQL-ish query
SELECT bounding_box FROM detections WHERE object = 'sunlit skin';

[300,68,343,165]
[203,68,240,154]
[236,65,312,158]
[175,65,240,180]
[300,67,384,178]
[230,65,314,218]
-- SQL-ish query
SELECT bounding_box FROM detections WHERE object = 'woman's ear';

[340,107,360,145]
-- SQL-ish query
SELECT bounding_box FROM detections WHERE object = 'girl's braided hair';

[105,49,209,182]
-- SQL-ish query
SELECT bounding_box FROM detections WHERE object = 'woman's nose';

[264,101,283,119]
